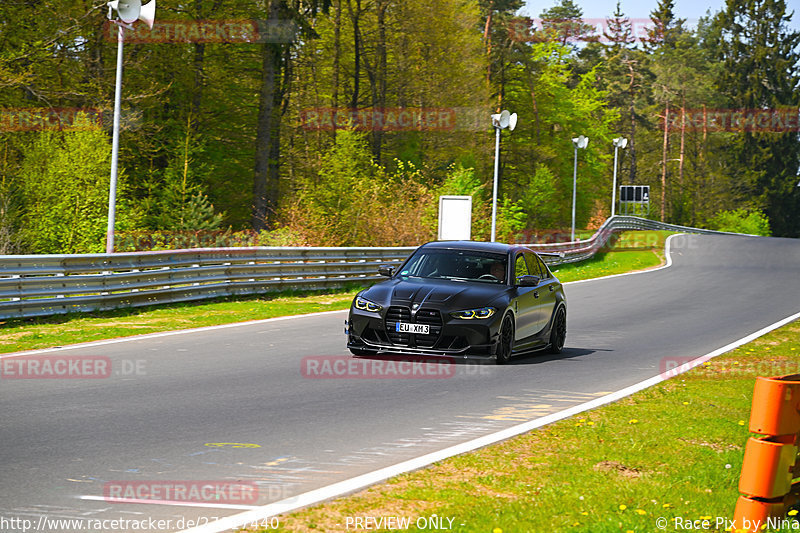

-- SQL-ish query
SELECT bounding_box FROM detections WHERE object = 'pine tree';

[601,3,650,189]
[643,0,686,51]
[710,0,800,237]
[539,0,597,47]
[604,1,635,51]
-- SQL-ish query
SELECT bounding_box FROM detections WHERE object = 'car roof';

[419,240,528,255]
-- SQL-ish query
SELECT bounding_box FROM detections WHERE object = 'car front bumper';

[346,305,502,357]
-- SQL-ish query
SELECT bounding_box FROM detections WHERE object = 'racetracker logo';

[659,356,699,379]
[301,356,455,379]
[114,229,260,251]
[103,481,259,505]
[299,108,457,131]
[105,19,297,43]
[662,108,800,133]
[0,108,102,132]
[1,355,113,379]
[508,17,667,44]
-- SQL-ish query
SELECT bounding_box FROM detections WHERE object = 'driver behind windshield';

[489,261,506,282]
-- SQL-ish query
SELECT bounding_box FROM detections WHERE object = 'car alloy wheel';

[495,314,514,365]
[549,306,567,354]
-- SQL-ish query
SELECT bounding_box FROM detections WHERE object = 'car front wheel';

[495,314,515,365]
[548,306,567,354]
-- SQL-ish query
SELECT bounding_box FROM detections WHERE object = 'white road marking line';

[0,309,348,360]
[562,232,681,285]
[78,495,258,510]
[178,307,800,533]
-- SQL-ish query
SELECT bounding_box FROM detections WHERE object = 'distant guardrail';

[0,216,748,320]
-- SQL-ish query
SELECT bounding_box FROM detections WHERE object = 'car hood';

[361,277,509,310]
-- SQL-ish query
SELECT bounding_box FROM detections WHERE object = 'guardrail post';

[734,374,800,532]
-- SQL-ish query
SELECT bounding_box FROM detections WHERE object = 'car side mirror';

[378,265,395,277]
[517,275,540,287]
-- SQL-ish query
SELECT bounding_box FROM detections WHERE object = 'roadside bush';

[708,208,771,236]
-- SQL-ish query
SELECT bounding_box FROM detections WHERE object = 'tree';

[710,0,800,237]
[600,3,651,188]
[539,0,597,47]
[650,32,717,224]
[17,115,139,253]
[643,0,686,51]
[603,1,635,50]
[142,119,224,232]
[253,0,331,231]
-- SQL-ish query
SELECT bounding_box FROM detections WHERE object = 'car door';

[512,252,540,342]
[526,252,557,334]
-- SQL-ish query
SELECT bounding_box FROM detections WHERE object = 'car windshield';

[397,249,507,283]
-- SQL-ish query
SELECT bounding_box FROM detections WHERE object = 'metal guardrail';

[527,215,747,265]
[0,216,747,320]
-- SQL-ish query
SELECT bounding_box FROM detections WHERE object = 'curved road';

[1,233,799,532]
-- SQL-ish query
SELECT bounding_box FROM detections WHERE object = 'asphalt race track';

[2,233,799,532]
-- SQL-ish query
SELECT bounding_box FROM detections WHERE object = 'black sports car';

[345,241,567,364]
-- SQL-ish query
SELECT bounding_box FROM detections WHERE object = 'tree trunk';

[523,64,541,145]
[252,0,284,231]
[484,3,493,88]
[373,0,388,164]
[348,0,361,109]
[332,0,341,140]
[627,60,637,184]
[190,0,207,128]
[191,43,205,129]
[679,92,685,188]
[661,102,669,222]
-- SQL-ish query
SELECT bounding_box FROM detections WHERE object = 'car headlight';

[354,296,382,313]
[450,307,496,320]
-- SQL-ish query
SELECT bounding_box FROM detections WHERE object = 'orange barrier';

[734,374,800,532]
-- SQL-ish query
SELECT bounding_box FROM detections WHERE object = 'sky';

[521,0,800,33]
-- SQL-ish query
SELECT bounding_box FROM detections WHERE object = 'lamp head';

[498,110,510,129]
[107,0,141,23]
[508,112,518,131]
[572,135,589,149]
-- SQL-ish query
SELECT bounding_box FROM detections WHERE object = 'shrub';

[708,208,771,236]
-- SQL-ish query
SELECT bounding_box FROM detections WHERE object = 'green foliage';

[16,116,137,254]
[293,128,382,245]
[495,196,527,239]
[1,0,798,249]
[502,41,618,231]
[708,208,771,236]
[516,166,561,230]
[0,173,24,254]
[143,126,224,232]
[708,0,800,237]
[290,129,435,246]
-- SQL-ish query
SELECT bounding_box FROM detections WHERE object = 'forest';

[0,0,797,254]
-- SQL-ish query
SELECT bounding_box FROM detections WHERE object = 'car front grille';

[385,306,411,344]
[414,309,443,347]
[384,306,442,348]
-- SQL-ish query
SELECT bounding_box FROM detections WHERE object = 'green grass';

[0,231,671,355]
[260,322,800,533]
[0,289,360,354]
[551,230,672,283]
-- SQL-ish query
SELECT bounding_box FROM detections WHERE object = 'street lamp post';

[105,0,155,253]
[490,110,517,242]
[611,137,628,217]
[571,135,588,242]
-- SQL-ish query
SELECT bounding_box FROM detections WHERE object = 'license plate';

[395,322,430,335]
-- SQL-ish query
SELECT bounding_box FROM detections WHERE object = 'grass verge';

[0,289,360,354]
[260,321,800,533]
[551,230,672,283]
[0,231,670,354]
